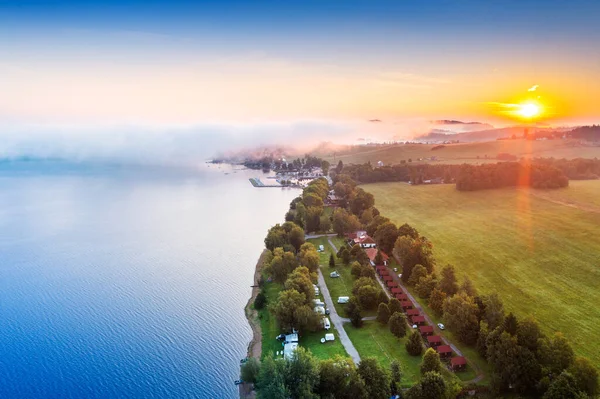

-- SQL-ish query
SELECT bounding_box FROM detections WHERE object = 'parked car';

[325,308,330,315]
[437,323,445,330]
[330,271,340,278]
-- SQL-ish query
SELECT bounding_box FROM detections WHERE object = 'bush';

[389,312,408,338]
[377,303,391,324]
[254,291,267,310]
[240,357,261,383]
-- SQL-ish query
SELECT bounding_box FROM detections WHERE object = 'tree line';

[334,157,599,191]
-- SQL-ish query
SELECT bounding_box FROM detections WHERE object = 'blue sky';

[1,0,599,127]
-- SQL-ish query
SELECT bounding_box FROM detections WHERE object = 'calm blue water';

[0,161,298,398]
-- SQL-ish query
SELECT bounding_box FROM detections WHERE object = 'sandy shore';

[240,249,268,398]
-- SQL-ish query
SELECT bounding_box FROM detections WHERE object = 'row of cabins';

[375,264,467,371]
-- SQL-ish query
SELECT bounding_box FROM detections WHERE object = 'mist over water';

[0,161,298,398]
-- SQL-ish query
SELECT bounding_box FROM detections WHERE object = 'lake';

[0,161,299,398]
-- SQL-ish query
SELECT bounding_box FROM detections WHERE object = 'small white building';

[314,306,326,315]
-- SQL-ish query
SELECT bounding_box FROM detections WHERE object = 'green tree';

[352,277,377,295]
[294,202,306,228]
[298,244,319,273]
[408,264,427,286]
[503,312,519,336]
[347,296,363,328]
[265,224,288,251]
[459,276,478,297]
[270,254,289,284]
[320,215,332,232]
[377,303,391,324]
[332,208,361,237]
[482,292,505,330]
[438,264,459,296]
[389,312,408,338]
[443,291,480,344]
[388,298,402,315]
[357,285,379,310]
[349,188,375,216]
[288,224,306,252]
[486,331,520,392]
[428,288,446,316]
[374,221,399,254]
[335,160,344,174]
[321,160,330,176]
[366,215,390,237]
[318,355,359,398]
[420,348,443,375]
[305,206,323,233]
[357,357,391,399]
[241,357,261,383]
[543,371,588,399]
[351,261,363,278]
[303,192,324,208]
[271,289,318,333]
[285,347,320,399]
[569,357,599,397]
[537,332,575,376]
[406,330,423,356]
[374,250,384,266]
[284,266,315,305]
[516,315,542,352]
[390,360,403,395]
[340,248,351,265]
[415,274,437,299]
[419,371,447,399]
[397,223,419,239]
[360,208,375,226]
[256,356,289,398]
[361,265,376,279]
[329,253,335,268]
[254,291,267,310]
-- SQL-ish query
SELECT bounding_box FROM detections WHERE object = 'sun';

[517,102,541,119]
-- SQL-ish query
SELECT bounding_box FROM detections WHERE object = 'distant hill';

[569,125,600,141]
[417,126,574,143]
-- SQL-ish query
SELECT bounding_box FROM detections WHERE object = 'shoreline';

[240,249,268,399]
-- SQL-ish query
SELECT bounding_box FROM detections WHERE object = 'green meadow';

[364,180,600,367]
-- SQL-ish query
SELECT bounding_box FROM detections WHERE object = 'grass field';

[326,140,600,166]
[363,180,600,367]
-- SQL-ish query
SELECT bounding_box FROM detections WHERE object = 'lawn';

[258,279,347,361]
[344,321,422,387]
[363,180,600,367]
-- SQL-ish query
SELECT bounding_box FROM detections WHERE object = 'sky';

[0,0,599,158]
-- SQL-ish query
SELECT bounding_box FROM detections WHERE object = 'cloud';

[528,84,539,92]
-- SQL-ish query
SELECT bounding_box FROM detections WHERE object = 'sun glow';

[517,102,542,119]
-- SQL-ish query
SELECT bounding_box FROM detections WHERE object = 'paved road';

[317,269,361,364]
[305,233,337,239]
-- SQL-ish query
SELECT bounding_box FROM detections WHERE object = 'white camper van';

[322,317,331,330]
[337,296,350,304]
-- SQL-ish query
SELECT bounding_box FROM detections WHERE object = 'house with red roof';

[419,325,434,336]
[436,345,452,358]
[451,356,467,371]
[411,315,426,326]
[427,335,442,347]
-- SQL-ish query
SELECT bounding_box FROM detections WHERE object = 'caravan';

[322,317,331,330]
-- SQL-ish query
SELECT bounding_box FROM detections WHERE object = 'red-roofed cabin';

[419,325,434,336]
[378,269,389,277]
[436,345,452,358]
[395,293,408,301]
[451,356,467,371]
[406,309,420,317]
[427,335,442,347]
[391,287,402,295]
[411,315,426,326]
[375,265,387,273]
[401,300,413,310]
[387,281,398,289]
[383,275,393,282]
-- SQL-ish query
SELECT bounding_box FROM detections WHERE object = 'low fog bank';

[0,119,496,168]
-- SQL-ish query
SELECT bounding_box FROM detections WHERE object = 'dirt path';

[525,188,600,214]
[240,250,269,399]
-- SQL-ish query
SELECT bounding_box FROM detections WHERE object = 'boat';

[234,380,244,385]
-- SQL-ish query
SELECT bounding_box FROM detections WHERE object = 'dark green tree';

[503,312,519,336]
[374,222,399,254]
[543,372,588,399]
[420,348,443,375]
[569,357,599,397]
[428,288,446,316]
[254,291,267,310]
[357,357,391,399]
[347,296,363,328]
[419,372,447,399]
[406,330,423,356]
[388,298,402,315]
[408,264,428,286]
[329,253,335,268]
[389,312,408,338]
[241,357,261,383]
[438,264,459,296]
[377,303,391,324]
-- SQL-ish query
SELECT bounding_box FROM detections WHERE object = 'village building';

[365,248,389,266]
[427,335,442,347]
[419,325,434,336]
[451,356,467,371]
[436,345,453,358]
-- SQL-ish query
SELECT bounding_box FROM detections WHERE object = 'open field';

[326,139,600,166]
[363,180,600,367]
[258,278,348,361]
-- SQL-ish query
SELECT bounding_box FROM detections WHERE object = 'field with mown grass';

[325,139,600,166]
[363,180,600,367]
